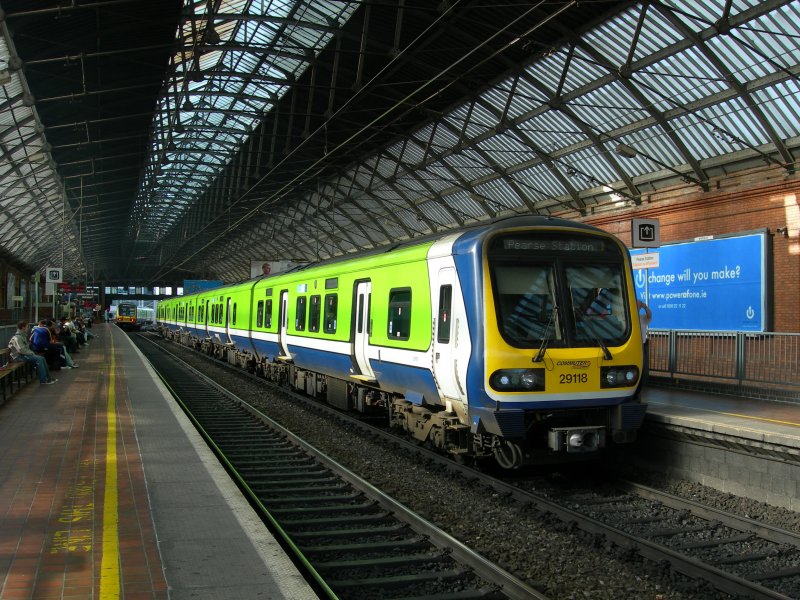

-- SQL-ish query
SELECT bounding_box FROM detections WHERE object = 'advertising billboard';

[630,231,769,331]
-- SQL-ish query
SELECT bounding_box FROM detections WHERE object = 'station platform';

[636,385,800,510]
[0,323,315,600]
[644,385,800,450]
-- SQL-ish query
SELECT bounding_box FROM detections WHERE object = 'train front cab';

[466,225,647,467]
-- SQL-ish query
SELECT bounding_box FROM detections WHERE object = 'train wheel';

[494,440,523,469]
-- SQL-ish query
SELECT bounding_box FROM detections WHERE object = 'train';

[157,216,647,468]
[116,303,155,331]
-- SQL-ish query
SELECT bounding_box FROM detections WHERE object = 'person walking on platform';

[8,320,57,384]
[637,299,652,385]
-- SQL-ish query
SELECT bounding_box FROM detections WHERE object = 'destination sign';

[500,238,606,253]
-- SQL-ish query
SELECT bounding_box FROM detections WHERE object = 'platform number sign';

[631,218,660,248]
[45,267,63,283]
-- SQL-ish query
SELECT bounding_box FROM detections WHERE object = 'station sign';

[631,252,659,270]
[45,267,63,283]
[631,218,660,248]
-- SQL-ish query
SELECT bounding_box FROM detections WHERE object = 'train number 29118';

[559,373,588,384]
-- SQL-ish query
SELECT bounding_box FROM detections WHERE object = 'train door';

[432,268,462,400]
[278,290,290,358]
[204,300,210,337]
[352,281,375,380]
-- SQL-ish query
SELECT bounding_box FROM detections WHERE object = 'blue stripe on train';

[368,360,439,404]
[288,344,355,379]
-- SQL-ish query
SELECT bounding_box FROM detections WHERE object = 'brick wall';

[583,170,800,332]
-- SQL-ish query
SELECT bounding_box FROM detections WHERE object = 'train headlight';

[490,369,545,392]
[600,366,640,388]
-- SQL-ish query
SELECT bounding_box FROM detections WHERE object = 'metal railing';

[649,329,800,400]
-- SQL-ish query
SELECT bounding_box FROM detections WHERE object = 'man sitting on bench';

[8,320,57,385]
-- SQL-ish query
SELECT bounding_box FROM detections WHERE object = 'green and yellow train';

[158,216,647,467]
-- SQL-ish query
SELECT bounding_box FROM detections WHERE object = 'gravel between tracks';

[157,340,800,600]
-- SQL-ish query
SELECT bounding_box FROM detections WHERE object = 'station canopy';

[0,0,797,286]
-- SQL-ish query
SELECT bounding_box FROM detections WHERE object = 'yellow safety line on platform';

[652,401,800,429]
[720,411,800,428]
[99,335,120,598]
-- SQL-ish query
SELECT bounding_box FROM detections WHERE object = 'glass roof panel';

[634,48,729,113]
[516,110,587,154]
[476,132,534,169]
[132,0,359,243]
[754,81,800,139]
[664,0,762,33]
[504,75,550,121]
[568,81,650,133]
[510,163,567,201]
[583,5,684,65]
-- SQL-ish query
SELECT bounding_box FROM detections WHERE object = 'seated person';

[8,320,57,384]
[59,316,79,353]
[29,319,62,370]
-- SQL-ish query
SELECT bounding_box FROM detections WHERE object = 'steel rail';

[135,334,545,600]
[148,332,799,600]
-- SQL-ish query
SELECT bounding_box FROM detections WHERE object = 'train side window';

[309,295,321,332]
[388,288,412,340]
[265,299,273,328]
[437,285,452,343]
[324,294,337,333]
[232,303,237,326]
[256,301,264,328]
[296,297,307,331]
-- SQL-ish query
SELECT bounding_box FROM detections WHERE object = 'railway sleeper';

[314,550,450,570]
[287,524,411,539]
[301,537,431,554]
[326,568,471,589]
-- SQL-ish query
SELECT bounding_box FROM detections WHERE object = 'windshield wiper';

[533,305,559,363]
[573,308,613,360]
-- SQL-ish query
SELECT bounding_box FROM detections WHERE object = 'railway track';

[140,333,800,599]
[133,334,544,600]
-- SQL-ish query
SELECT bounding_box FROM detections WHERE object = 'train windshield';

[494,265,560,344]
[488,231,630,349]
[119,305,136,317]
[566,265,628,345]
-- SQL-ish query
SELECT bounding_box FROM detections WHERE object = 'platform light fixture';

[615,143,638,159]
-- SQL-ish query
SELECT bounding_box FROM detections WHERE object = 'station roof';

[0,0,797,286]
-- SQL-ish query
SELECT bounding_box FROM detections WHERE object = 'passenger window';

[232,303,237,326]
[388,288,412,340]
[256,301,264,328]
[265,299,272,328]
[296,297,307,331]
[309,295,321,332]
[437,285,452,343]
[324,294,337,334]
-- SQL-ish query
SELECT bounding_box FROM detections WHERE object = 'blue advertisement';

[183,279,224,295]
[631,232,767,331]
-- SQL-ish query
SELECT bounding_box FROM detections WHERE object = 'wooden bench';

[0,347,35,404]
